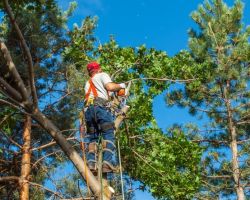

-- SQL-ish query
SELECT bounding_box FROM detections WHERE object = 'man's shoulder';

[95,72,111,79]
[98,72,110,76]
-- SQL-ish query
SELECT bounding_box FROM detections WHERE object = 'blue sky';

[56,0,250,199]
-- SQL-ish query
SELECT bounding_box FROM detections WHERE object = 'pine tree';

[167,0,250,199]
[0,1,78,199]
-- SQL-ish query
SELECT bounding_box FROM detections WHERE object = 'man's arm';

[105,82,126,92]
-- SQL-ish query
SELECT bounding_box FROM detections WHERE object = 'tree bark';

[225,82,245,200]
[20,115,31,200]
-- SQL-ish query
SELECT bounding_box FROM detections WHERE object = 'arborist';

[84,61,126,174]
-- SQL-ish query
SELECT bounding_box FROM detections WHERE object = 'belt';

[85,97,109,107]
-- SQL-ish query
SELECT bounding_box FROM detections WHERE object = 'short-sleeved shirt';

[84,72,112,100]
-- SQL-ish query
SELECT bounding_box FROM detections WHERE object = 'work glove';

[117,88,126,96]
[119,83,126,89]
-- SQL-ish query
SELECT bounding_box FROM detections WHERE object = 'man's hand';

[119,83,126,89]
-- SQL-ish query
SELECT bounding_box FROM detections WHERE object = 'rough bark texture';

[225,82,245,200]
[227,105,245,200]
[20,115,31,200]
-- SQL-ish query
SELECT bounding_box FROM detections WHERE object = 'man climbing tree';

[84,61,126,174]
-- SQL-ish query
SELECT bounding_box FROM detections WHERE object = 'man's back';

[84,72,112,100]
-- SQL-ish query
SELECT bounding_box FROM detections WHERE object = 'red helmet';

[87,61,100,72]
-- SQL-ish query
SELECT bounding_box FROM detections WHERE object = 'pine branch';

[0,42,29,105]
[3,0,38,107]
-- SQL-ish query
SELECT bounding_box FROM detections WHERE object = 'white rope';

[117,139,125,200]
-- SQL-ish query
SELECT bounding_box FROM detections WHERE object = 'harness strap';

[85,79,98,101]
[100,122,114,131]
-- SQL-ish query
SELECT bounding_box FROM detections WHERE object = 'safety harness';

[85,79,98,105]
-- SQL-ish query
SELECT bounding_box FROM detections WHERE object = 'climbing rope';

[117,138,125,200]
[97,135,104,200]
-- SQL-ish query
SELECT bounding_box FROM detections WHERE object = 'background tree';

[167,0,250,199]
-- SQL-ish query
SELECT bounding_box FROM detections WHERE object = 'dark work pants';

[84,105,116,167]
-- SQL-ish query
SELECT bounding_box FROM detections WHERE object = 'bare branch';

[205,175,232,179]
[237,120,250,125]
[3,0,38,107]
[29,181,64,199]
[124,77,196,84]
[31,150,62,169]
[46,90,74,109]
[31,137,77,152]
[0,129,22,148]
[237,138,250,144]
[192,139,228,145]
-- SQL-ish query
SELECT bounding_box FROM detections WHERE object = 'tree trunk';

[20,115,31,200]
[230,125,245,200]
[225,85,245,200]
